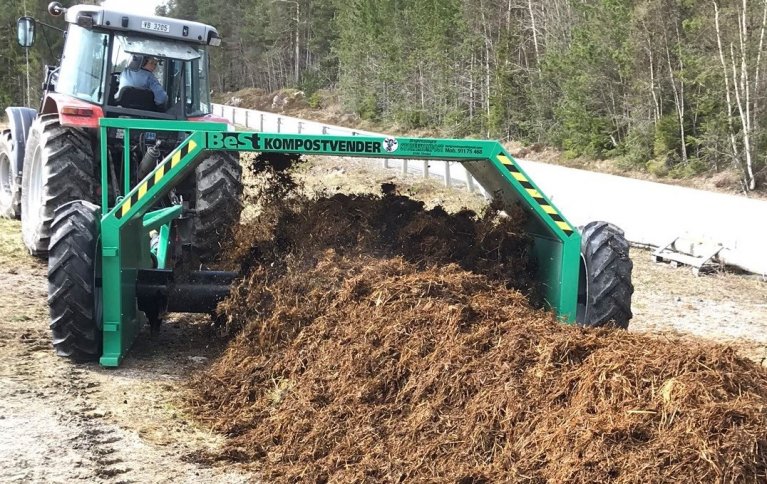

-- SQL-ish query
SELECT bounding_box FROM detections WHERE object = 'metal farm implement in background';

[48,119,633,367]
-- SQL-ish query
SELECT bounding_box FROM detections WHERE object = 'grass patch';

[0,218,38,271]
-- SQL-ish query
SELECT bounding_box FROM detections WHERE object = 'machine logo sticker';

[207,132,383,154]
[208,132,260,150]
[383,137,399,153]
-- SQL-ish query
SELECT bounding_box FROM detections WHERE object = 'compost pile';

[190,180,767,482]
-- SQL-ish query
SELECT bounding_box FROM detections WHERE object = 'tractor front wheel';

[21,114,98,257]
[48,200,102,361]
[576,221,634,329]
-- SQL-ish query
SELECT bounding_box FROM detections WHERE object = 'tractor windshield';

[111,35,211,117]
[57,25,110,104]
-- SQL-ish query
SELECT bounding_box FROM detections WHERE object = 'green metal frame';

[96,118,581,367]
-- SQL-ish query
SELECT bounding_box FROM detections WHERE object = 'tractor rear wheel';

[48,200,102,361]
[577,221,634,329]
[0,130,20,219]
[191,151,243,262]
[21,114,98,257]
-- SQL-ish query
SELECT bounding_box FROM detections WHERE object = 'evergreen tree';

[0,0,763,189]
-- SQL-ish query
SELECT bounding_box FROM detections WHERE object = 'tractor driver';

[118,55,168,110]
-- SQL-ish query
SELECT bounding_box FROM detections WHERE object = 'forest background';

[3,0,767,191]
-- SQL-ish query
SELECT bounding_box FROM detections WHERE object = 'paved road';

[520,160,767,276]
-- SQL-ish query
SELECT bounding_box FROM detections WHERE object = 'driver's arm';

[146,73,168,106]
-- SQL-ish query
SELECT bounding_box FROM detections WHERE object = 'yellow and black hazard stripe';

[115,139,198,219]
[496,153,573,236]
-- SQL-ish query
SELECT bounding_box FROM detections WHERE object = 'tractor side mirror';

[17,16,36,48]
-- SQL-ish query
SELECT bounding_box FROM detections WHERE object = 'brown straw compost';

[189,174,767,483]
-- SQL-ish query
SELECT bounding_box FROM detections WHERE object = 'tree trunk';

[528,0,541,67]
[665,28,688,164]
[714,0,760,190]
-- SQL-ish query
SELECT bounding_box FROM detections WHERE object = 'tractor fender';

[40,93,104,129]
[4,107,37,179]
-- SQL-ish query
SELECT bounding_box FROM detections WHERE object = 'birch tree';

[713,0,767,190]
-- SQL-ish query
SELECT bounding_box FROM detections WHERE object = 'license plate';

[141,21,170,33]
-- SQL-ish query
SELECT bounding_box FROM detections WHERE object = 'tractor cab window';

[110,35,210,116]
[57,26,109,104]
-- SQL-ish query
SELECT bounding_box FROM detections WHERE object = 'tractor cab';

[108,35,211,118]
[7,4,241,265]
[19,3,221,125]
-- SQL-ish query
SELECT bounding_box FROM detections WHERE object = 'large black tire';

[191,151,243,262]
[0,130,20,219]
[48,200,102,361]
[577,221,634,329]
[21,114,98,257]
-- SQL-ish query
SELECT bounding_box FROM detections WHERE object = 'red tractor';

[1,2,242,262]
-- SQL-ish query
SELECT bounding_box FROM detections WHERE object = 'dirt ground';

[1,156,766,482]
[0,220,255,482]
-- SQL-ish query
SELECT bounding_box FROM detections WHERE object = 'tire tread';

[579,221,634,329]
[21,115,97,256]
[192,151,243,262]
[47,201,101,361]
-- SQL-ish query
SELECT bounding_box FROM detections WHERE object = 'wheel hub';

[0,152,11,203]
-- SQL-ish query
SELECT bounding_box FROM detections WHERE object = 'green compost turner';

[52,118,628,367]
